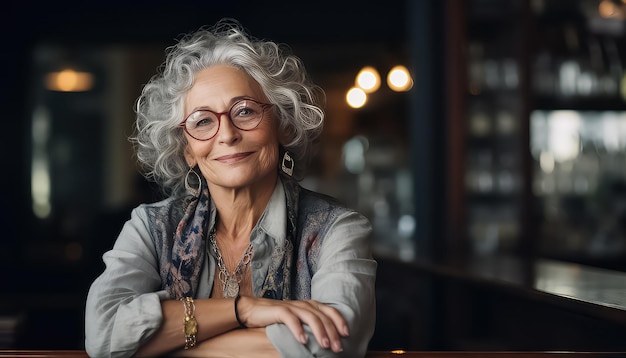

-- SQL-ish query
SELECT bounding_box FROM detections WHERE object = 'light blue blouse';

[85,180,377,357]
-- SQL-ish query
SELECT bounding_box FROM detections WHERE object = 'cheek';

[186,141,212,163]
[257,135,280,169]
[261,146,279,169]
[184,143,196,166]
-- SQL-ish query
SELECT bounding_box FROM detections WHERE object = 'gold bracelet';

[181,297,197,349]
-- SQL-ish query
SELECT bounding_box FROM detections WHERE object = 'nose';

[215,113,241,144]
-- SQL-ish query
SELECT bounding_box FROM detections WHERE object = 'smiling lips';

[214,152,254,164]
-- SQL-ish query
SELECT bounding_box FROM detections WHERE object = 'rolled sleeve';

[85,206,166,358]
[267,210,377,357]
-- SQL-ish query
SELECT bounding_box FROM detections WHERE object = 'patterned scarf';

[160,176,211,299]
[157,174,298,300]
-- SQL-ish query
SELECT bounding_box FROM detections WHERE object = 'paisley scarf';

[159,176,211,299]
[155,174,300,300]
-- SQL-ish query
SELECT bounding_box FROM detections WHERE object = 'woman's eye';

[195,118,211,127]
[233,105,259,118]
[191,113,216,128]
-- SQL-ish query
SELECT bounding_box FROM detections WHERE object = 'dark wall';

[1,0,411,350]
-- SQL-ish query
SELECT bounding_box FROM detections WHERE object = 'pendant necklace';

[209,226,254,298]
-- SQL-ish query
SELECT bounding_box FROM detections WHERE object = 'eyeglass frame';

[179,98,274,141]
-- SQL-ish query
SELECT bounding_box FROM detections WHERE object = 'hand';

[236,296,349,353]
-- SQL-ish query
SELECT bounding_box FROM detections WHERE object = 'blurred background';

[2,0,626,353]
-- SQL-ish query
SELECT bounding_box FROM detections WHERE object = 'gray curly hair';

[131,19,325,196]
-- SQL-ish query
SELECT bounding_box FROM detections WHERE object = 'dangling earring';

[281,150,294,177]
[185,167,202,196]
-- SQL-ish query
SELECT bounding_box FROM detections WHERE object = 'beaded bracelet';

[181,297,197,349]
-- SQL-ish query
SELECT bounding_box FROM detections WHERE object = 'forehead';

[184,65,265,112]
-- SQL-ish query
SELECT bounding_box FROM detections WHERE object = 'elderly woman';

[84,20,377,358]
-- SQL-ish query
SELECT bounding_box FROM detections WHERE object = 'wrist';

[181,297,198,349]
[234,294,247,328]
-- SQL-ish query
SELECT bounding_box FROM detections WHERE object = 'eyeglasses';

[180,98,273,141]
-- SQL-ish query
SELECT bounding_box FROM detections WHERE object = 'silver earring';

[185,168,202,196]
[281,151,294,177]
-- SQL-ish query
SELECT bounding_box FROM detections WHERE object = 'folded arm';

[265,210,377,358]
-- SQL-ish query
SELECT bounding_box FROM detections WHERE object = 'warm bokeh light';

[387,65,413,92]
[356,66,381,93]
[346,64,413,107]
[346,87,367,108]
[45,68,94,92]
[599,0,625,18]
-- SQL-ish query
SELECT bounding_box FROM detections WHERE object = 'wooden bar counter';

[372,252,626,352]
[1,351,626,357]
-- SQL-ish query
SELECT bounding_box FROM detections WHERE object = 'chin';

[212,170,276,189]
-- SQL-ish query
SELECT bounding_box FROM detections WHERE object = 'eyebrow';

[188,96,256,114]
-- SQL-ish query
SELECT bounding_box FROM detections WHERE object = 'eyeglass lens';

[185,99,266,140]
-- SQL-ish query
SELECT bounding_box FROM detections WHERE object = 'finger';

[290,307,332,349]
[241,299,309,345]
[317,304,349,337]
[273,301,331,348]
[311,306,344,352]
[279,310,308,345]
[291,302,346,353]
